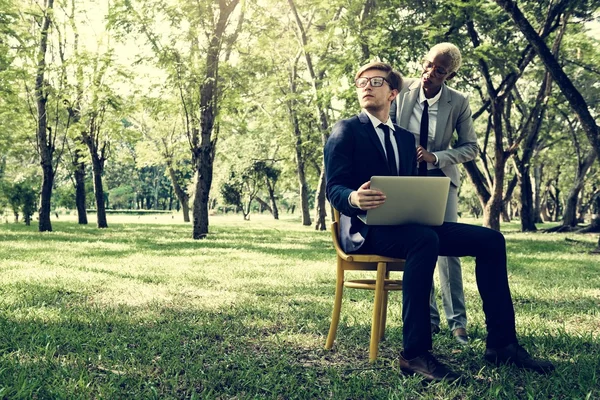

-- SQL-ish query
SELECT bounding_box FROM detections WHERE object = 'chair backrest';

[330,208,346,256]
[333,208,341,224]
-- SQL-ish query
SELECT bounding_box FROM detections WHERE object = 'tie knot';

[423,100,429,110]
[379,123,390,133]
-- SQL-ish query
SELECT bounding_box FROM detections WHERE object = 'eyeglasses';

[355,76,388,88]
[422,60,449,76]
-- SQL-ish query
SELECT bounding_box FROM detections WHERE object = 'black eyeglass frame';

[354,76,389,88]
[421,60,450,77]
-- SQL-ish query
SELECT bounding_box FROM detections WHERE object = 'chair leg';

[379,271,390,341]
[325,261,345,350]
[369,262,386,362]
[380,290,389,341]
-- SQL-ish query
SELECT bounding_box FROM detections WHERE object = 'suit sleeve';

[324,120,361,217]
[434,94,479,169]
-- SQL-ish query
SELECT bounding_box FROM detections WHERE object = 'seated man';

[323,60,554,382]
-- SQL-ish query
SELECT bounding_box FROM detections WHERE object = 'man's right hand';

[350,181,386,210]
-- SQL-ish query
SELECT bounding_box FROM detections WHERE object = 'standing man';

[391,43,477,345]
[324,60,553,382]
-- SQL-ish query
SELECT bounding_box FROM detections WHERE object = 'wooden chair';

[325,209,405,362]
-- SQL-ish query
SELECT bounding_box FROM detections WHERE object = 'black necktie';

[380,124,397,176]
[418,101,429,176]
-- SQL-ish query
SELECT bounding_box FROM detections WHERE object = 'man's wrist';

[348,191,360,208]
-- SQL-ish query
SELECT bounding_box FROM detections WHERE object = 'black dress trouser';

[358,222,517,358]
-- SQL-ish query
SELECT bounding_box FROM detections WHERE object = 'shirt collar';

[363,110,395,132]
[419,85,443,107]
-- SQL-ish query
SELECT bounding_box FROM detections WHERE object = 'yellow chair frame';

[325,209,405,362]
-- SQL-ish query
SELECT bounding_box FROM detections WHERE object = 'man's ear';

[446,71,457,81]
[389,89,399,101]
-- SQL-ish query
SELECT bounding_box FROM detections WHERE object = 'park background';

[1,0,600,398]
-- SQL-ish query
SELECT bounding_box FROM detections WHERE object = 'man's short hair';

[355,61,402,91]
[428,43,462,73]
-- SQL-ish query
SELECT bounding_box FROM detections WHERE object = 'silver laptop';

[357,176,450,226]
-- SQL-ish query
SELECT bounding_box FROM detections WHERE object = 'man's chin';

[362,105,384,114]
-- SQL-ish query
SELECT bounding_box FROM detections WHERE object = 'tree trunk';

[35,0,55,233]
[288,0,332,231]
[166,165,190,222]
[534,165,544,223]
[520,170,537,231]
[153,170,160,210]
[255,196,273,215]
[501,175,518,223]
[562,149,596,227]
[90,156,108,228]
[287,56,311,226]
[264,180,279,220]
[314,165,328,230]
[463,160,491,211]
[482,98,507,231]
[192,146,214,239]
[74,159,88,224]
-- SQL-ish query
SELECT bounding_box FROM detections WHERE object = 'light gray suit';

[391,78,478,331]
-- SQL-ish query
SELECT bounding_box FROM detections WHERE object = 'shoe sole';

[484,356,555,374]
[400,367,463,384]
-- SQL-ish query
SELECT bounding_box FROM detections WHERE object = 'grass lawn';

[0,213,599,399]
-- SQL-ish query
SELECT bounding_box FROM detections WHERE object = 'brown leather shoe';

[453,328,469,345]
[485,343,555,374]
[400,352,462,383]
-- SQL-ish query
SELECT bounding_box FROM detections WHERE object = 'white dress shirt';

[348,111,398,208]
[363,110,399,171]
[407,86,442,167]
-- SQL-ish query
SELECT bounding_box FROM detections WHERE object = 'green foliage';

[108,185,135,209]
[220,180,242,210]
[0,0,599,232]
[1,180,37,224]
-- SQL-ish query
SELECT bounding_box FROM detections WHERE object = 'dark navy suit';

[324,111,517,358]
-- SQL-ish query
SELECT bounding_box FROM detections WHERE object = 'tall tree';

[131,96,192,222]
[109,0,244,239]
[495,0,600,244]
[33,0,56,232]
[287,0,338,230]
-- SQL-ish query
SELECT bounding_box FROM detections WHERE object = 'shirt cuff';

[433,153,439,166]
[348,192,360,208]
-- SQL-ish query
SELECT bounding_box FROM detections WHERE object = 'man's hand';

[417,145,436,164]
[349,181,386,210]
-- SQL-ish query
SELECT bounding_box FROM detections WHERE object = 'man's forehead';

[425,51,452,64]
[359,69,385,77]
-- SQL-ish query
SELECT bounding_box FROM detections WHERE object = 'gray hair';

[428,43,462,73]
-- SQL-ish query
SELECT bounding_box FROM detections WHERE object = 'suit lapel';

[399,80,420,128]
[435,85,451,150]
[358,112,388,166]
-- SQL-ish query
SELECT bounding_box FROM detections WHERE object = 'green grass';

[0,214,599,399]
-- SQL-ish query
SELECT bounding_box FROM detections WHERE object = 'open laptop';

[357,176,450,226]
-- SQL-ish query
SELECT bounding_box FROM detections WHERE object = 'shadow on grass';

[2,280,598,399]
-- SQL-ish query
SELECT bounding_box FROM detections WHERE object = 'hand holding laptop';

[349,181,387,210]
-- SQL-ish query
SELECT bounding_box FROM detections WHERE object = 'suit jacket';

[391,78,478,188]
[324,111,417,253]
